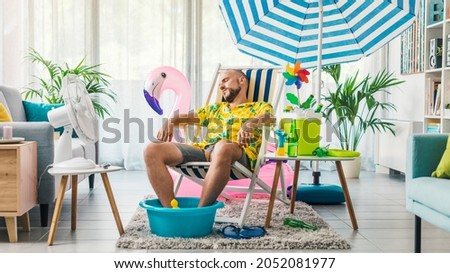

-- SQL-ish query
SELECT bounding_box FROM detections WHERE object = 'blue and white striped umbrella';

[219,0,419,68]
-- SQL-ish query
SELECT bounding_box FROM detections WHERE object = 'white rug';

[116,198,350,250]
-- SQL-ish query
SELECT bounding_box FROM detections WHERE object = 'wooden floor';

[1,169,450,253]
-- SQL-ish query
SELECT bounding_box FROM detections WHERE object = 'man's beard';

[224,87,241,103]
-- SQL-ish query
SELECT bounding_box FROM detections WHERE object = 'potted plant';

[22,48,117,119]
[321,64,404,177]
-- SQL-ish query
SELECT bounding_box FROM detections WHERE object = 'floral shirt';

[194,101,273,170]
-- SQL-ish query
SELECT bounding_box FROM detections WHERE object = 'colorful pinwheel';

[283,61,313,109]
[283,61,310,89]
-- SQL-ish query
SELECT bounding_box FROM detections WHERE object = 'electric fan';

[47,74,98,170]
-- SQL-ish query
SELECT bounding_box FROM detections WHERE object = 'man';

[144,69,274,207]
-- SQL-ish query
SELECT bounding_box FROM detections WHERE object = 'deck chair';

[171,64,290,226]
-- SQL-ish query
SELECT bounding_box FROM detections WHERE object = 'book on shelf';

[434,83,442,115]
[447,34,450,67]
[427,121,441,133]
[426,78,442,116]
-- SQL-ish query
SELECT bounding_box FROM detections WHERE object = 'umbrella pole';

[317,0,323,104]
[290,0,347,205]
[312,0,323,185]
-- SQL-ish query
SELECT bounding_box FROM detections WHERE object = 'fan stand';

[54,126,73,164]
[53,125,95,171]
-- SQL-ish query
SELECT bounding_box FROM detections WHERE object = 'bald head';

[218,69,249,104]
[230,69,247,79]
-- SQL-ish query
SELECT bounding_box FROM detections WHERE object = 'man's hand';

[238,119,257,146]
[157,121,174,142]
[238,113,275,146]
[237,128,254,146]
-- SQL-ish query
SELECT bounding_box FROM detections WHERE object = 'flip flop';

[283,217,318,231]
[239,226,266,238]
[221,225,267,239]
[221,225,241,239]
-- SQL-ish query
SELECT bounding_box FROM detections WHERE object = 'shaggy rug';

[116,198,350,250]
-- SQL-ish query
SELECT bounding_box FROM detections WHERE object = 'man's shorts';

[173,143,251,170]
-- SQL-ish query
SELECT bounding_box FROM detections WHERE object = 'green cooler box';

[280,112,322,155]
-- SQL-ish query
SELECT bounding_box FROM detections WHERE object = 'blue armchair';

[406,133,450,253]
[0,85,96,227]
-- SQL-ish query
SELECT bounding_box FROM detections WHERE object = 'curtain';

[0,0,385,171]
[96,0,192,169]
[0,0,30,87]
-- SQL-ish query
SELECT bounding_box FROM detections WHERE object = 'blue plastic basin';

[139,197,224,238]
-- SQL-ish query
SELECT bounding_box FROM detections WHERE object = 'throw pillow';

[0,103,12,122]
[22,101,65,133]
[432,135,450,178]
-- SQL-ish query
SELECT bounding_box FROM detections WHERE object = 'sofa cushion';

[0,92,13,122]
[22,101,65,133]
[432,134,450,178]
[0,103,12,122]
[407,176,450,216]
[0,86,26,121]
[23,100,64,121]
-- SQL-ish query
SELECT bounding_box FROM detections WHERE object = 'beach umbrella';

[219,0,419,99]
[219,0,418,203]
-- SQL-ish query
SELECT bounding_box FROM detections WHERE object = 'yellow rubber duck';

[170,198,179,209]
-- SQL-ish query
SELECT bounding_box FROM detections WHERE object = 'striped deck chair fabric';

[171,64,288,226]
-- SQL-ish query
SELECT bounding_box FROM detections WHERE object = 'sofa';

[0,85,96,226]
[406,133,450,252]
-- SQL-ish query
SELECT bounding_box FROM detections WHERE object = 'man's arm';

[157,110,200,142]
[170,110,200,126]
[238,112,276,146]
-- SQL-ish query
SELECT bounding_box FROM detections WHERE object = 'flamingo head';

[143,66,191,116]
[143,69,167,115]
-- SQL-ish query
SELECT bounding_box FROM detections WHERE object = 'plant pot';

[445,109,450,117]
[340,156,361,178]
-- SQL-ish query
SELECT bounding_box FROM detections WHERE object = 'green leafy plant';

[321,64,404,151]
[22,48,117,119]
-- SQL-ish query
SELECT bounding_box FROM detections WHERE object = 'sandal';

[221,225,241,239]
[239,226,266,238]
[220,225,267,239]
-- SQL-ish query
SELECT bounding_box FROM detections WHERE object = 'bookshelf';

[401,0,426,74]
[424,0,450,133]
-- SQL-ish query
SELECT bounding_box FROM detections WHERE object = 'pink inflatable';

[174,162,294,198]
[176,143,294,198]
[144,66,191,116]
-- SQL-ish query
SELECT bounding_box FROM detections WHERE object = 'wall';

[374,37,425,173]
[387,37,425,122]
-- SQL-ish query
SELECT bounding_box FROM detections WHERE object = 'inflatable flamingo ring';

[143,66,191,116]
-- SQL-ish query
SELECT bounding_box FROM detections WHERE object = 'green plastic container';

[280,112,322,155]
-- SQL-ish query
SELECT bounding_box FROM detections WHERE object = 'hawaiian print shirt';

[194,101,273,170]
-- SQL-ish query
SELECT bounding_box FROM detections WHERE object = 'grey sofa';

[406,134,450,253]
[0,85,96,226]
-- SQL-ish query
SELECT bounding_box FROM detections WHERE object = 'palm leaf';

[21,47,117,119]
[321,64,403,151]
